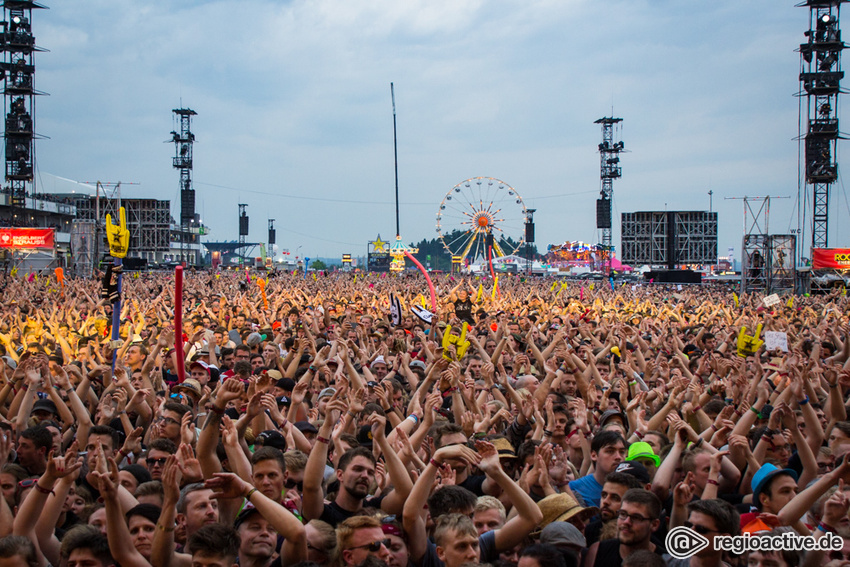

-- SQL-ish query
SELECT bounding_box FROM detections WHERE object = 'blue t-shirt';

[569,474,603,507]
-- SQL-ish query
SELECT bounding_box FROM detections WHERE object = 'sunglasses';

[347,539,390,552]
[684,521,719,535]
[146,457,168,466]
[18,478,38,489]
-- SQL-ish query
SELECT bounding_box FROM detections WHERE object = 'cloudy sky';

[30,1,846,262]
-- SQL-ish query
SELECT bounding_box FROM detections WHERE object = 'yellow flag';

[476,284,483,302]
[786,297,793,308]
[732,292,739,307]
[589,283,594,291]
[551,281,558,292]
[354,275,357,283]
[492,277,499,299]
[10,267,17,277]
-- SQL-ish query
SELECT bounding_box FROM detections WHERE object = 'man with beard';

[303,410,412,527]
[584,489,665,567]
[585,471,646,545]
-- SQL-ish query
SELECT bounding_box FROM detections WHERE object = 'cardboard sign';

[763,294,780,307]
[764,331,789,352]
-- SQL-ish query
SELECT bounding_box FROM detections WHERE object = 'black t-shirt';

[454,298,474,325]
[459,474,486,497]
[319,495,387,528]
[593,537,667,567]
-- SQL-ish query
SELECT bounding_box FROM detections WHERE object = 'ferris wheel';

[436,177,528,264]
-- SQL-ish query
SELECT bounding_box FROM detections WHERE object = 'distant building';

[72,195,205,265]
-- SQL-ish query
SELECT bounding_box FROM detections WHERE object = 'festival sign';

[812,248,850,270]
[0,228,54,249]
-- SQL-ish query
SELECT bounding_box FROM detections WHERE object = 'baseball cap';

[32,399,57,415]
[234,503,262,529]
[614,461,651,485]
[255,430,287,451]
[318,387,336,400]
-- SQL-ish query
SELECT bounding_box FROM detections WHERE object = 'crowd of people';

[0,268,849,567]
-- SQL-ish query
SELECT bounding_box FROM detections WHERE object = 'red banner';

[812,248,850,270]
[0,228,55,249]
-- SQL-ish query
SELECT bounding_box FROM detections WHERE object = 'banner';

[0,228,55,249]
[812,248,850,270]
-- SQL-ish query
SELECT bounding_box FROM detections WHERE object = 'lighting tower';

[1,1,47,207]
[595,117,624,274]
[268,218,275,261]
[238,204,248,265]
[800,1,845,251]
[171,107,196,264]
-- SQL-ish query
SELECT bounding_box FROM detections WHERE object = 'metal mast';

[1,1,47,207]
[171,107,196,264]
[799,0,845,251]
[595,117,623,274]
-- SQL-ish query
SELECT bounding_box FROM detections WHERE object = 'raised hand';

[177,443,203,483]
[474,440,502,476]
[205,472,253,500]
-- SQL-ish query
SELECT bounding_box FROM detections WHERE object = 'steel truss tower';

[595,117,623,274]
[171,107,196,264]
[799,1,846,250]
[1,1,46,207]
[171,108,196,226]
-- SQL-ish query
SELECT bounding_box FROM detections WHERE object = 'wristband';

[706,387,714,396]
[407,415,419,425]
[798,396,810,406]
[543,429,553,437]
[157,523,176,532]
[830,383,839,389]
[634,430,645,439]
[245,487,258,500]
[749,406,760,415]
[692,406,701,413]
[211,405,225,415]
[430,458,441,468]
[316,436,329,444]
[628,380,637,387]
[566,429,579,440]
[34,482,55,496]
[818,522,836,534]
[308,365,316,372]
[694,438,704,448]
[706,479,719,486]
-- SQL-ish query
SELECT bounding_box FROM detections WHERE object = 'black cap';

[32,399,57,415]
[277,378,296,392]
[294,421,318,435]
[234,503,262,529]
[276,396,291,407]
[614,461,651,485]
[255,430,287,451]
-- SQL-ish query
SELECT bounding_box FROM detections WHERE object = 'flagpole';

[391,82,400,239]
